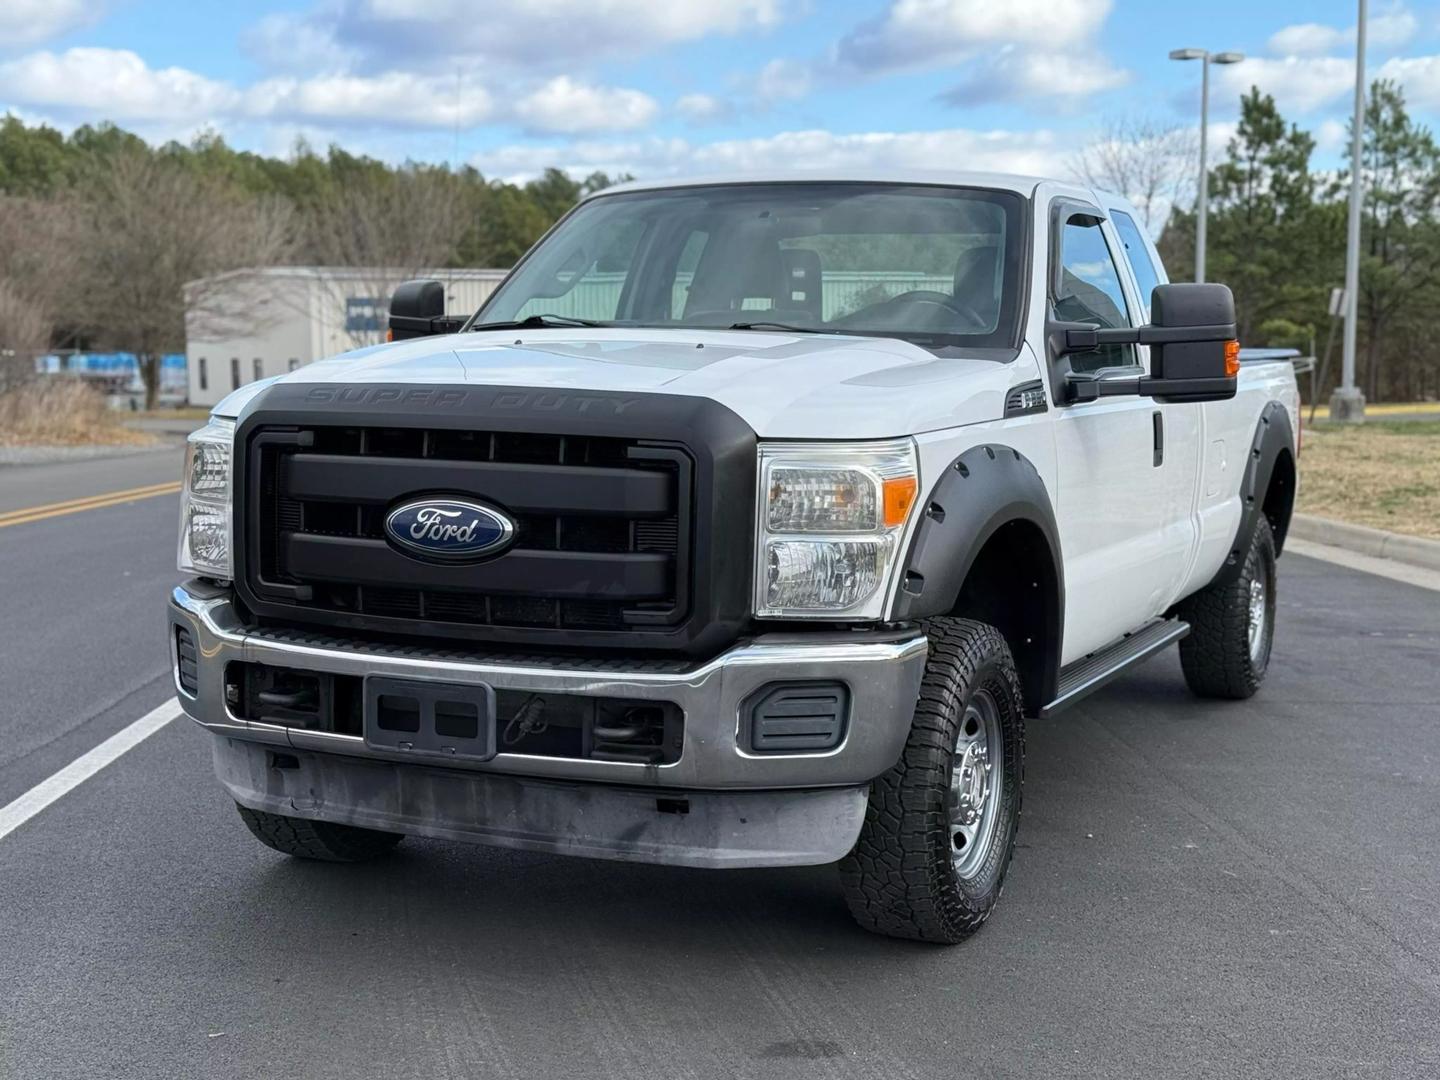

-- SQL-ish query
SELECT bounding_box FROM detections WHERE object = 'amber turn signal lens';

[386,328,395,342]
[1224,339,1240,377]
[882,475,918,527]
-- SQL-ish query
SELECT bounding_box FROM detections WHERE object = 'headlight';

[177,417,235,579]
[755,439,918,619]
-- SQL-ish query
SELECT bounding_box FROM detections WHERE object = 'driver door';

[1046,200,1194,661]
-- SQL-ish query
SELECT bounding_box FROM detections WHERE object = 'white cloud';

[1377,54,1440,109]
[0,46,673,137]
[242,12,359,74]
[246,72,495,128]
[472,126,1064,184]
[1268,23,1347,57]
[514,77,658,135]
[1268,8,1417,56]
[753,58,814,104]
[836,0,1112,74]
[1315,118,1348,153]
[942,49,1130,106]
[0,0,99,50]
[326,0,787,70]
[675,93,733,124]
[1214,56,1354,114]
[0,48,239,121]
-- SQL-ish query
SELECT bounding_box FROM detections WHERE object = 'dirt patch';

[1298,421,1440,540]
[0,379,158,447]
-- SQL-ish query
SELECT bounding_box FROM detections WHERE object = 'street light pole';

[1332,0,1368,422]
[1170,48,1244,284]
[1197,56,1209,282]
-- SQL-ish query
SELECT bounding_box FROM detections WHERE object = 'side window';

[1110,210,1161,317]
[1055,217,1136,374]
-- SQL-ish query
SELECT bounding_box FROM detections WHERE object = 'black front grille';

[245,424,691,637]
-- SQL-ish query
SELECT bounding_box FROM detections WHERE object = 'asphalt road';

[1,453,1438,1079]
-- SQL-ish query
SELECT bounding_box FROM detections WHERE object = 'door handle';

[1152,410,1164,468]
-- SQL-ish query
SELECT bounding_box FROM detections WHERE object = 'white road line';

[0,698,183,842]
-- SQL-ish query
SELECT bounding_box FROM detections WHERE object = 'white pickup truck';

[170,171,1300,943]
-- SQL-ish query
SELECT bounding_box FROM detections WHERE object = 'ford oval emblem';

[384,498,515,561]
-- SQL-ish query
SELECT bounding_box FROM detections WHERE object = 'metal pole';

[1332,0,1368,421]
[1197,55,1210,284]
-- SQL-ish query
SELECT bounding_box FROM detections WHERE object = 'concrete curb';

[1289,513,1440,573]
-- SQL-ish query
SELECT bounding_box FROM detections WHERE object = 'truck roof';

[595,169,1054,199]
[591,170,1137,219]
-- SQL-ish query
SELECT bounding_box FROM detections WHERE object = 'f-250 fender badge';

[384,498,515,561]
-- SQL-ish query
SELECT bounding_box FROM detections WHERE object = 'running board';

[1040,617,1190,718]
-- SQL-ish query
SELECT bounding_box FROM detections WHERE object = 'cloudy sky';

[1,0,1436,181]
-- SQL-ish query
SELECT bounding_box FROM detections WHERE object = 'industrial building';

[182,266,506,407]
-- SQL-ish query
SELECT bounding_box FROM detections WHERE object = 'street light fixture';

[1170,47,1245,284]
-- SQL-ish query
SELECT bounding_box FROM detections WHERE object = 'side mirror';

[1144,284,1240,402]
[388,279,465,341]
[1058,283,1239,404]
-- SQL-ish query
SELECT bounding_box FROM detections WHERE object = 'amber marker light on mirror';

[1224,339,1240,377]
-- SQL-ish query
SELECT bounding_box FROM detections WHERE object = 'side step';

[1040,617,1190,719]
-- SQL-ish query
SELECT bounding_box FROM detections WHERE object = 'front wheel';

[236,804,404,862]
[839,618,1025,944]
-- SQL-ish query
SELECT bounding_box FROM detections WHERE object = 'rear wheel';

[840,618,1025,944]
[236,804,404,862]
[1177,517,1277,699]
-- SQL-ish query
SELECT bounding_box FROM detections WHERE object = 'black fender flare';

[891,443,1064,708]
[1209,400,1295,588]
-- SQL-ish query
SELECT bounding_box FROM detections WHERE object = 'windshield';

[473,182,1026,352]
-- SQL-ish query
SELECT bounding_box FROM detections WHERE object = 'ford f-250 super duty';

[170,172,1299,943]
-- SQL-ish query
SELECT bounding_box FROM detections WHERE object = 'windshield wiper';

[727,321,839,334]
[470,313,607,331]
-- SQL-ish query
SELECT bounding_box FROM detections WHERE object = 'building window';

[253,358,263,382]
[198,357,208,391]
[231,357,241,390]
[288,357,300,372]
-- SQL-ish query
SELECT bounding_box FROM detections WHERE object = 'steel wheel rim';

[949,688,1003,881]
[1247,574,1269,663]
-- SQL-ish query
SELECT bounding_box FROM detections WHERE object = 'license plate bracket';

[363,676,497,762]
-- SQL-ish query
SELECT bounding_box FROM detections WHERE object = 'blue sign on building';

[345,297,387,333]
[35,352,188,390]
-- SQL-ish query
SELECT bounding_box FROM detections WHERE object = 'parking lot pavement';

[1,468,1438,1079]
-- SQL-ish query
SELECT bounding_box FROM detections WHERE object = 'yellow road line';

[0,481,182,529]
[0,481,179,522]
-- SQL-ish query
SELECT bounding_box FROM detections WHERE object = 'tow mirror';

[388,279,465,341]
[1058,283,1239,404]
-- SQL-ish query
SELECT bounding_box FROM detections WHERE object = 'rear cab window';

[1108,209,1165,319]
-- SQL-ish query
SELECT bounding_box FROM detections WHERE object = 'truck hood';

[219,328,1023,438]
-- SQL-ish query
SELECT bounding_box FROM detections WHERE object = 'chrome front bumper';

[169,583,928,792]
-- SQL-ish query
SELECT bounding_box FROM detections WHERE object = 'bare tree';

[303,167,463,348]
[1071,116,1200,232]
[0,196,82,390]
[67,151,296,408]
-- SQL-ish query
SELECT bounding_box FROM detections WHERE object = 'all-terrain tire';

[1177,516,1277,699]
[236,804,404,862]
[839,618,1025,944]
